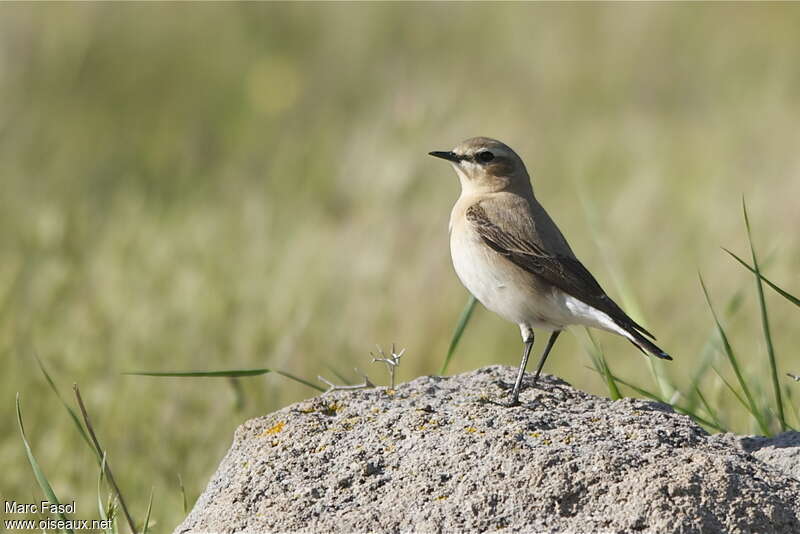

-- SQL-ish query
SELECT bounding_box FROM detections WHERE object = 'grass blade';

[584,329,621,400]
[440,294,477,375]
[724,248,800,308]
[126,367,324,392]
[178,474,188,515]
[275,370,325,392]
[74,385,137,534]
[741,200,785,431]
[699,273,769,435]
[124,368,273,378]
[228,377,246,412]
[712,366,750,412]
[34,353,95,455]
[97,453,118,534]
[16,393,75,534]
[582,364,665,403]
[97,453,108,522]
[98,454,107,520]
[603,372,663,402]
[684,286,746,414]
[694,387,726,432]
[141,487,154,534]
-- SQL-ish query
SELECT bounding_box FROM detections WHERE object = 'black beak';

[428,151,461,163]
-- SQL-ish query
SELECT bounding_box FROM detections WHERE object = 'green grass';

[15,394,75,534]
[124,368,324,391]
[583,330,622,401]
[3,3,800,531]
[440,295,478,375]
[740,200,786,431]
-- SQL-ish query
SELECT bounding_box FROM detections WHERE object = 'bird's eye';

[475,151,495,163]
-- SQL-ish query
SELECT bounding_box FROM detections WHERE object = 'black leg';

[508,330,561,406]
[509,334,534,406]
[531,330,561,389]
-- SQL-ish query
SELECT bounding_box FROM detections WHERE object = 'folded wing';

[465,202,659,345]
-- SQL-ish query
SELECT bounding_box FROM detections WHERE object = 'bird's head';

[429,137,531,194]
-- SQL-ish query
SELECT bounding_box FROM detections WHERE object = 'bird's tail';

[621,324,672,361]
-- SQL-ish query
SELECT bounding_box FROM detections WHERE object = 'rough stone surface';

[711,431,800,482]
[175,366,800,534]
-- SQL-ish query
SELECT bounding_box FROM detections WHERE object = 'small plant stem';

[371,344,405,389]
[318,369,375,394]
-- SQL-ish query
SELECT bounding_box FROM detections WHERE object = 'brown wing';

[466,203,655,340]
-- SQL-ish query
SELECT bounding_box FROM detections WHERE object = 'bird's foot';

[505,387,525,408]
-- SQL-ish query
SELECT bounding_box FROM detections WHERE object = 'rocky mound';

[174,366,800,534]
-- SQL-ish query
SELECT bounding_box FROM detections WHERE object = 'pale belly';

[449,228,624,335]
[449,229,567,331]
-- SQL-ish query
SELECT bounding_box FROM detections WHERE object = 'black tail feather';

[621,323,672,360]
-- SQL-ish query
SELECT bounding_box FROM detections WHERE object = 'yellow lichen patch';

[434,495,448,501]
[530,432,541,438]
[259,421,285,437]
[465,426,478,433]
[417,424,427,431]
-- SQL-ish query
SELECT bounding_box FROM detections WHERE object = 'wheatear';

[430,137,671,406]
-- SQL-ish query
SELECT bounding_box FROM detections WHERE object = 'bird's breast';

[450,228,506,302]
[449,223,573,331]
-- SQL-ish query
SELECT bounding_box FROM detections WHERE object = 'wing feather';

[465,203,655,340]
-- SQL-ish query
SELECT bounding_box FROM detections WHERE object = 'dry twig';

[318,344,407,392]
[370,343,405,389]
[318,368,375,394]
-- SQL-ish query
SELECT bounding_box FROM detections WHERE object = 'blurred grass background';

[2,2,799,529]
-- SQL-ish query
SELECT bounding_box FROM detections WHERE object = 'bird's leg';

[531,330,561,389]
[508,330,562,406]
[509,330,534,406]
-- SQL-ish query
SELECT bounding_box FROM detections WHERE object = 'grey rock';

[711,430,800,482]
[174,366,800,534]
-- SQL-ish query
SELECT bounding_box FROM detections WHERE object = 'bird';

[429,137,671,406]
